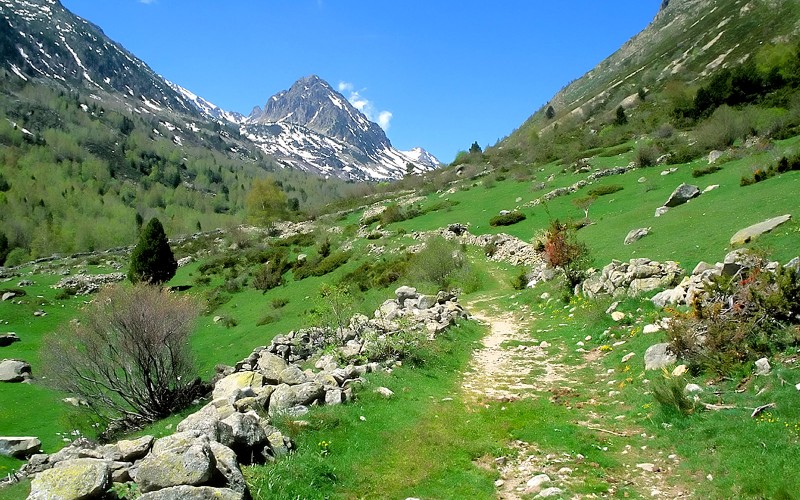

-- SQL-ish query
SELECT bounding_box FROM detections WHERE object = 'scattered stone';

[0,359,32,382]
[52,273,126,296]
[0,436,41,458]
[582,258,683,299]
[708,150,724,164]
[621,352,636,363]
[638,176,647,183]
[525,473,551,493]
[33,310,46,317]
[17,280,34,287]
[535,487,564,498]
[395,286,418,306]
[0,333,20,347]
[540,292,550,300]
[672,364,688,377]
[664,183,701,207]
[643,324,661,334]
[685,383,703,394]
[611,311,626,322]
[703,184,719,193]
[117,435,154,462]
[2,292,16,301]
[795,383,800,391]
[636,462,658,472]
[654,206,670,217]
[730,214,792,245]
[624,227,651,245]
[644,343,677,370]
[755,357,771,375]
[375,387,394,398]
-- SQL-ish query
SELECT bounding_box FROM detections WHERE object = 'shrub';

[489,211,526,227]
[635,144,660,167]
[294,251,351,280]
[667,259,800,375]
[692,165,722,178]
[587,184,623,197]
[651,370,695,418]
[256,314,278,326]
[271,297,289,309]
[543,219,591,290]
[41,284,202,426]
[340,255,411,292]
[252,253,290,292]
[511,269,528,290]
[128,218,177,285]
[409,237,466,290]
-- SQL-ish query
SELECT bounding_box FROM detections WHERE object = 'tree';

[128,217,177,285]
[41,284,202,426]
[245,177,287,226]
[545,105,556,120]
[572,195,596,223]
[614,105,628,126]
[469,141,483,154]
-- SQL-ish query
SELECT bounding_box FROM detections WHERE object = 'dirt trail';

[461,295,691,499]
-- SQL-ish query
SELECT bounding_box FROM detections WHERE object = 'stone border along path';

[461,294,691,499]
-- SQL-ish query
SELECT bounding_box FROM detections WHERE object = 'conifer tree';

[128,218,177,285]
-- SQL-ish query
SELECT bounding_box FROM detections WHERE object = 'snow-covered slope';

[401,147,440,169]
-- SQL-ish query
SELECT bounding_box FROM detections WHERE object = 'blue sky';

[61,0,659,162]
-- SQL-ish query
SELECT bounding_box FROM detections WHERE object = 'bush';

[489,211,526,227]
[256,314,278,326]
[41,284,202,426]
[340,255,411,292]
[271,297,289,309]
[252,249,290,292]
[667,259,800,375]
[587,184,624,197]
[294,251,351,280]
[635,144,660,167]
[692,165,722,178]
[543,219,591,290]
[651,370,695,418]
[409,237,466,290]
[511,269,528,290]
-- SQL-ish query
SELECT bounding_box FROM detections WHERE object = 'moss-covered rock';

[28,458,110,500]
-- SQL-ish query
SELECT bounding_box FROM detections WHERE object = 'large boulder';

[220,412,267,459]
[0,359,31,382]
[268,383,324,415]
[28,458,110,500]
[139,486,243,500]
[730,214,792,245]
[394,286,418,306]
[664,183,701,208]
[115,435,154,462]
[256,352,289,383]
[208,441,248,496]
[624,228,651,245]
[0,333,20,347]
[135,432,216,492]
[176,404,233,444]
[0,436,41,458]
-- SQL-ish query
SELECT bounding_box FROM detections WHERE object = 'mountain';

[401,147,441,169]
[0,0,198,116]
[230,75,437,181]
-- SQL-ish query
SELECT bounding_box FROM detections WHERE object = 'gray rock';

[644,343,677,370]
[0,333,20,347]
[221,411,267,454]
[212,371,265,402]
[684,383,703,394]
[417,294,436,310]
[624,227,651,245]
[257,352,289,383]
[177,404,233,445]
[28,458,110,500]
[664,183,701,208]
[375,387,394,398]
[654,206,670,217]
[395,286,418,306]
[279,365,307,385]
[208,441,248,496]
[136,431,216,492]
[708,150,724,164]
[324,388,344,406]
[535,487,564,498]
[1,292,15,301]
[269,383,324,415]
[115,435,154,462]
[730,214,792,245]
[0,359,31,382]
[139,486,242,500]
[0,436,41,458]
[755,357,771,375]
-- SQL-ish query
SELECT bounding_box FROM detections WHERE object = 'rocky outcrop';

[582,258,683,298]
[624,228,650,245]
[52,273,126,296]
[0,333,20,347]
[426,226,545,269]
[730,214,792,245]
[0,437,41,458]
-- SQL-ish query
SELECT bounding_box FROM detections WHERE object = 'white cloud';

[337,81,393,132]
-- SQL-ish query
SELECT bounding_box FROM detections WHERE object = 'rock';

[526,473,551,493]
[636,462,658,472]
[136,432,215,492]
[208,441,248,496]
[395,286,418,306]
[138,486,242,500]
[0,436,41,458]
[730,214,792,245]
[611,311,626,322]
[28,458,110,500]
[257,352,289,383]
[624,227,650,245]
[375,387,394,398]
[672,364,688,377]
[685,383,703,394]
[212,371,265,402]
[116,435,154,462]
[643,324,661,334]
[644,343,677,370]
[177,404,233,444]
[324,388,344,406]
[638,176,647,183]
[1,292,15,301]
[795,383,800,391]
[279,365,307,385]
[651,289,675,308]
[621,352,636,363]
[654,206,670,217]
[755,357,771,375]
[0,359,32,382]
[535,487,564,498]
[664,183,701,208]
[269,383,324,415]
[0,333,20,347]
[33,310,47,317]
[703,184,719,193]
[708,150,724,164]
[221,412,267,457]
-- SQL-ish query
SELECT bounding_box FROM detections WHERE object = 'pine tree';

[128,218,177,285]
